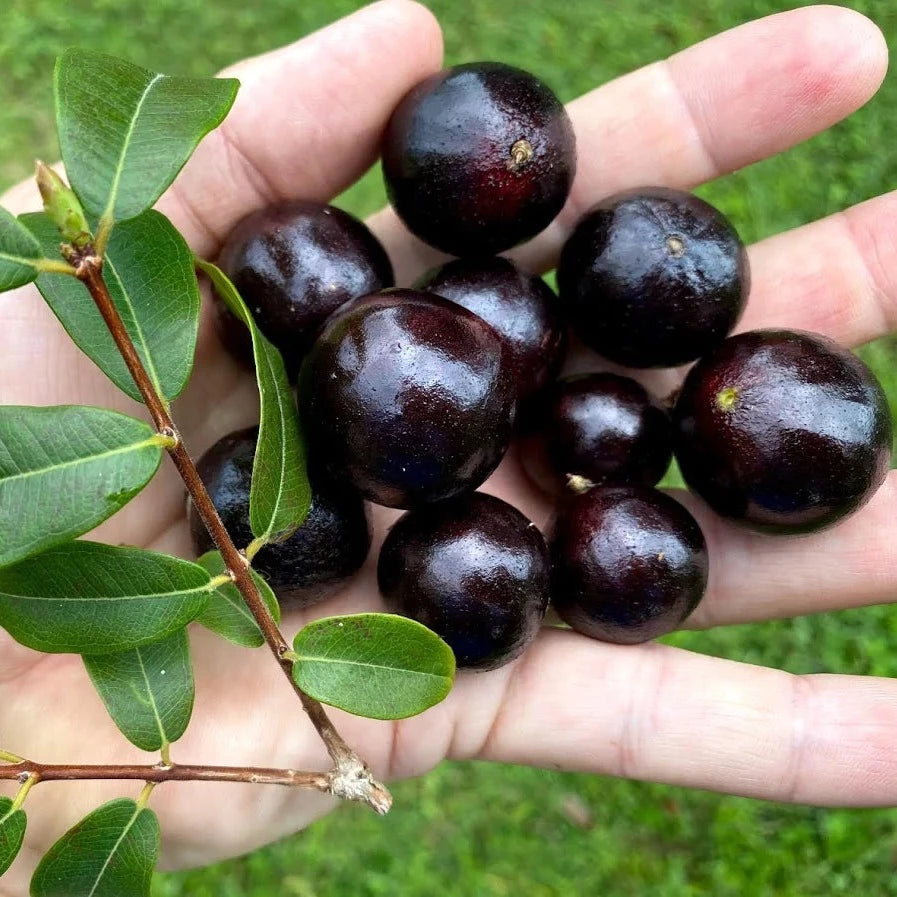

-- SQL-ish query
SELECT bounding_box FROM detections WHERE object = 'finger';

[156,0,443,256]
[738,190,897,346]
[368,4,886,283]
[673,470,897,629]
[424,629,897,807]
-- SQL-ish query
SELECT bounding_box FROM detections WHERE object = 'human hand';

[1,1,895,891]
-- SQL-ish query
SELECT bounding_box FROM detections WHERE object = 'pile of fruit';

[193,62,892,672]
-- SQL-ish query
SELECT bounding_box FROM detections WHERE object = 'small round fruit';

[549,486,708,644]
[378,492,550,670]
[299,289,515,509]
[557,187,749,367]
[522,373,672,495]
[673,329,892,534]
[216,201,394,370]
[382,62,576,257]
[188,427,371,607]
[416,256,566,402]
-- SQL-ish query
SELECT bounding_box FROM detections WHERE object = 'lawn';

[3,0,897,894]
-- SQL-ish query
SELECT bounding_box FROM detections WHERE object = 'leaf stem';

[136,781,155,809]
[33,258,79,276]
[9,774,37,812]
[0,750,23,765]
[72,252,390,814]
[206,573,234,590]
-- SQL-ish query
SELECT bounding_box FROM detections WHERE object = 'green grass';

[4,0,897,893]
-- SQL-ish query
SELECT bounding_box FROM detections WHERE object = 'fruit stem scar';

[716,386,739,411]
[507,138,534,172]
[566,473,596,495]
[665,235,686,258]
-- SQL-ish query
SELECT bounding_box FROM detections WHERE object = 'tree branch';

[71,253,391,815]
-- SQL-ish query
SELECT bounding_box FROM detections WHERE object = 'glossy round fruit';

[522,373,672,495]
[416,257,566,402]
[549,486,708,644]
[216,201,393,371]
[673,329,892,534]
[299,289,515,508]
[188,427,371,607]
[378,492,550,670]
[557,187,749,368]
[382,62,576,257]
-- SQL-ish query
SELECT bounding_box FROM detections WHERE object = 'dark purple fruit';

[557,187,749,368]
[378,492,550,670]
[416,257,566,403]
[188,427,371,608]
[673,329,892,534]
[549,486,708,644]
[299,289,515,509]
[382,62,576,257]
[522,373,672,495]
[216,201,393,371]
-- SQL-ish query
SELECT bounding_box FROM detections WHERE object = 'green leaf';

[54,49,238,225]
[83,629,194,752]
[30,799,159,897]
[0,405,162,568]
[0,542,211,655]
[23,210,200,402]
[0,206,44,291]
[291,613,455,720]
[0,797,26,877]
[196,551,280,648]
[196,260,310,544]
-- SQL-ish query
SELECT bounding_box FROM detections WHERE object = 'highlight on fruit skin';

[673,328,893,534]
[548,485,709,645]
[382,61,576,257]
[557,186,749,368]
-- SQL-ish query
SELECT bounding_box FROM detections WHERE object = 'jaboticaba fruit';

[557,187,749,368]
[188,427,371,607]
[416,256,566,402]
[549,486,708,644]
[382,62,576,257]
[521,372,672,495]
[298,289,516,509]
[673,329,892,533]
[378,492,550,670]
[216,201,393,372]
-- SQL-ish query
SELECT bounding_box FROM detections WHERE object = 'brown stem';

[74,255,390,814]
[0,760,331,790]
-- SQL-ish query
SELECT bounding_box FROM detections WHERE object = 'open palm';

[2,2,896,891]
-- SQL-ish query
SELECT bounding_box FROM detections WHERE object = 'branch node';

[328,756,393,815]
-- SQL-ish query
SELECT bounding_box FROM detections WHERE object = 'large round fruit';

[382,62,576,257]
[549,486,708,644]
[673,329,892,533]
[189,427,371,608]
[216,201,393,371]
[557,187,748,367]
[378,492,550,670]
[298,289,516,508]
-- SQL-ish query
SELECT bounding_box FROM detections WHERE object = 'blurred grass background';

[3,0,897,894]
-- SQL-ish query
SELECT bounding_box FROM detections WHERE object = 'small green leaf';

[0,542,211,655]
[196,260,310,544]
[83,629,194,753]
[30,799,159,897]
[0,206,44,291]
[55,49,238,226]
[292,613,455,720]
[196,551,280,648]
[23,210,200,402]
[0,405,162,568]
[0,797,26,876]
